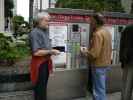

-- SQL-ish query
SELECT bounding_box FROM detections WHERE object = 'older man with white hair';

[29,12,60,100]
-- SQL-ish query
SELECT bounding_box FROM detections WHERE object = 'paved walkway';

[0,90,132,100]
[73,92,121,100]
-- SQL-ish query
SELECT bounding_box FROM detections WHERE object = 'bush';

[0,33,30,66]
[12,15,31,38]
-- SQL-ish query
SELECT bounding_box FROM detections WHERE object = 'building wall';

[42,0,49,9]
[0,0,4,32]
[50,0,57,8]
[121,0,132,13]
[33,0,49,10]
[33,0,40,18]
[33,0,39,9]
[33,0,49,19]
[33,0,58,18]
[13,0,17,16]
[33,0,57,11]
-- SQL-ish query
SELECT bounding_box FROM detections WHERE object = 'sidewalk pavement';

[73,92,121,100]
[0,90,132,100]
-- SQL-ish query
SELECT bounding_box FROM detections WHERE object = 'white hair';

[34,12,50,26]
[37,12,50,19]
[34,12,49,21]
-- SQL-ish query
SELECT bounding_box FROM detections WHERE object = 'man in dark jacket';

[119,24,133,100]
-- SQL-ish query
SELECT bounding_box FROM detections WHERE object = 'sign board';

[49,23,67,49]
[50,14,133,25]
[49,23,67,67]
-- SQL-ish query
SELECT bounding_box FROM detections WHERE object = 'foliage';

[5,0,14,17]
[12,16,31,37]
[56,0,124,12]
[0,33,30,65]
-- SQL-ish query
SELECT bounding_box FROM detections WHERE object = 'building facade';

[0,0,4,32]
[49,0,57,8]
[13,0,17,16]
[33,0,49,11]
[33,0,57,17]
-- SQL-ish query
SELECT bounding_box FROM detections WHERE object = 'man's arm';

[88,32,103,59]
[29,32,60,57]
[80,32,103,60]
[34,49,60,56]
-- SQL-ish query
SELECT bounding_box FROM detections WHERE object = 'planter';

[0,60,15,66]
[0,73,31,92]
[0,58,32,92]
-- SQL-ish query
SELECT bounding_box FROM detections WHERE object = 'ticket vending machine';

[49,22,90,69]
[67,24,81,68]
[67,23,90,69]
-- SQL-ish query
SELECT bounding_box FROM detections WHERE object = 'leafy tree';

[12,16,30,37]
[12,16,24,34]
[56,0,124,12]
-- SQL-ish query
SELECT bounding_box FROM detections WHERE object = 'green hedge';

[0,33,30,62]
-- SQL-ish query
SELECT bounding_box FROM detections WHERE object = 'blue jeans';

[91,67,109,100]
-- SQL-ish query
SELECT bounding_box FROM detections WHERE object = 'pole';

[49,0,51,8]
[40,0,42,11]
[0,0,5,32]
[29,0,34,26]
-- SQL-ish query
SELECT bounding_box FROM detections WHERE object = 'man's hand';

[80,47,88,53]
[80,47,89,57]
[51,49,60,55]
[33,49,60,56]
[80,47,95,61]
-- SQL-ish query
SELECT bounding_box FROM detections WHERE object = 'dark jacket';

[119,24,133,66]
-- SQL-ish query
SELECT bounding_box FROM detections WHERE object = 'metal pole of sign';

[29,0,34,25]
[49,0,51,8]
[0,0,4,32]
[40,0,42,11]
